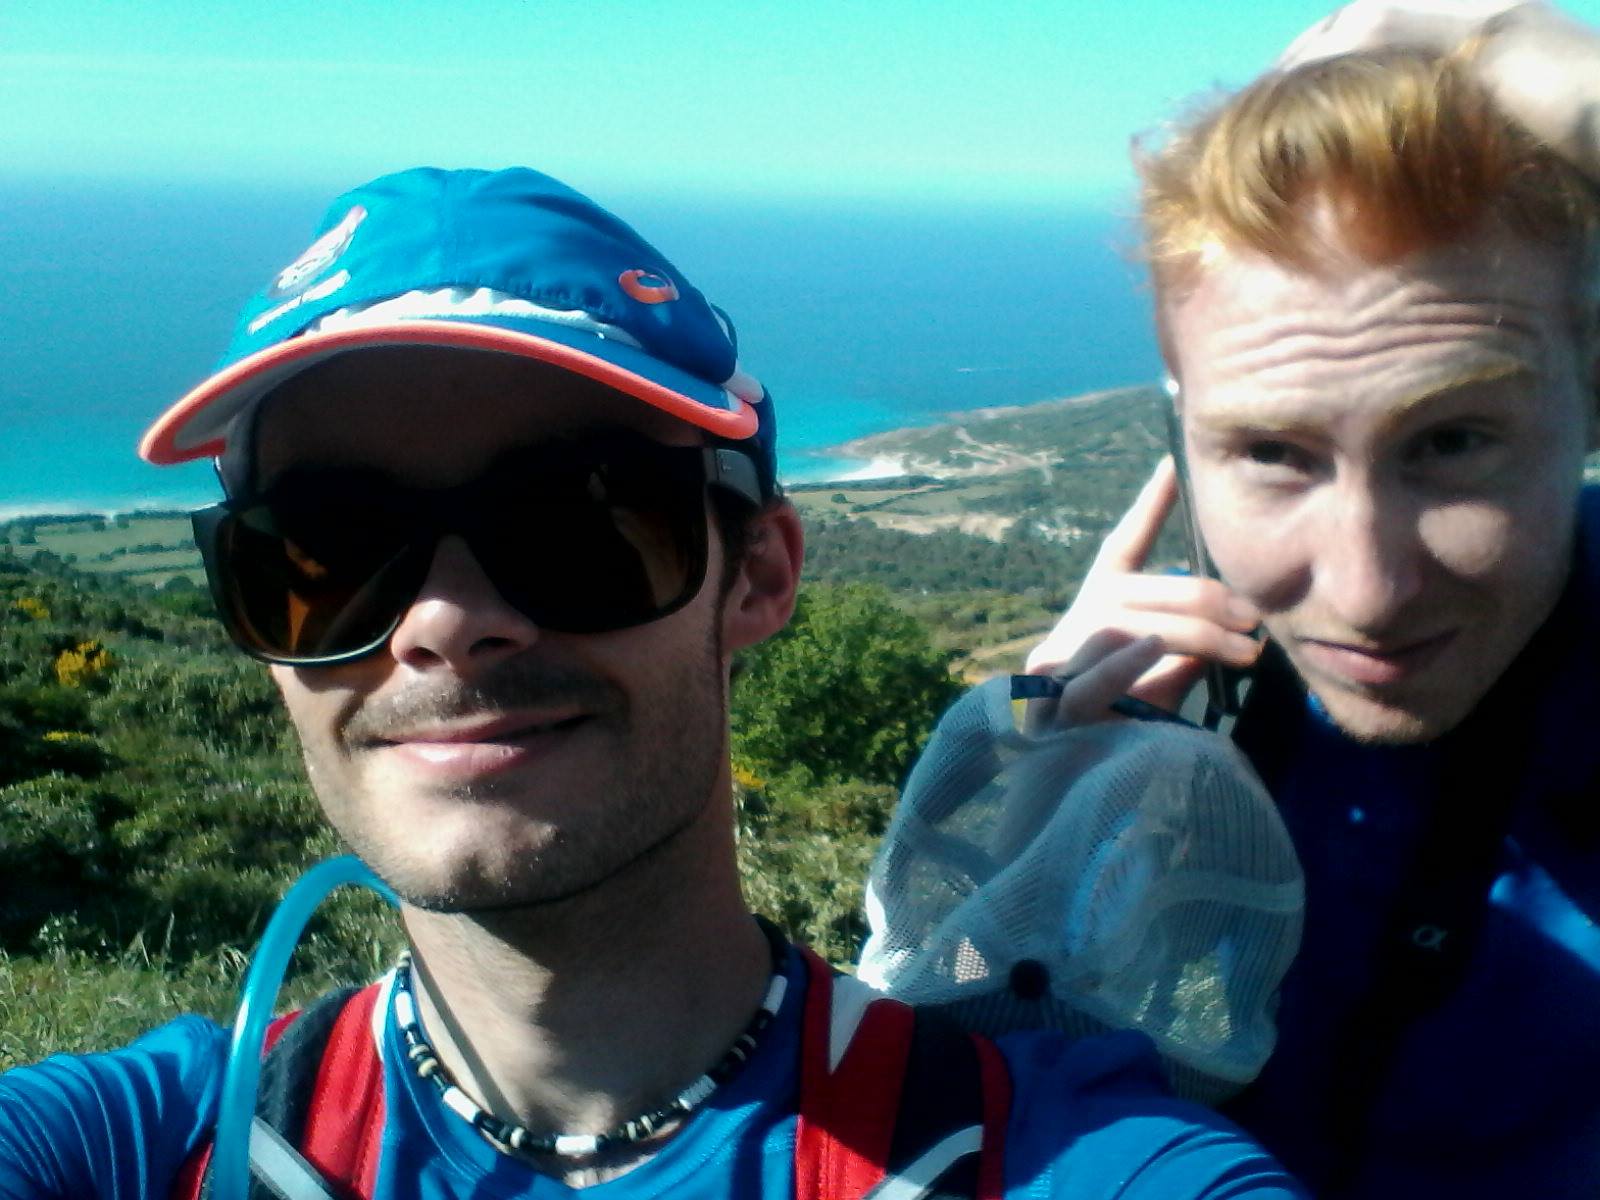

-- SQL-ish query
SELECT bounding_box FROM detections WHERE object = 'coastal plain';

[17,382,1585,675]
[0,386,1194,675]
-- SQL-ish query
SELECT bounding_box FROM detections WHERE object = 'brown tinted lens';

[219,506,422,660]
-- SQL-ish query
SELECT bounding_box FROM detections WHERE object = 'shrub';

[54,640,113,689]
[0,773,130,950]
[732,582,962,789]
[94,655,289,758]
[737,777,898,965]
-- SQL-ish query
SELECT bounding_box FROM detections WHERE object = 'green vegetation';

[733,584,963,790]
[0,552,960,1068]
[9,388,1596,1073]
[0,391,1218,1069]
[802,517,1086,604]
[790,386,1180,539]
[0,513,200,587]
[0,552,405,1065]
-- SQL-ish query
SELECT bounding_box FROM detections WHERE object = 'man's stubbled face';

[1169,216,1593,743]
[258,349,735,911]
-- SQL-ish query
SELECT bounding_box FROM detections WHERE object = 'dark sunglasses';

[192,435,763,666]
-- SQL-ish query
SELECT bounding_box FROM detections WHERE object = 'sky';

[15,0,1597,203]
[4,1,1599,514]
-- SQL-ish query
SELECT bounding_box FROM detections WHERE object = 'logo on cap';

[619,268,679,305]
[269,205,367,299]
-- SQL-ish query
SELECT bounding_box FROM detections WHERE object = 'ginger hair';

[1138,50,1600,341]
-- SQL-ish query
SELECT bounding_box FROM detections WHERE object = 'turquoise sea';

[0,178,1162,518]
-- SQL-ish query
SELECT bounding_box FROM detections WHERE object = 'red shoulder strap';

[169,1010,307,1200]
[170,984,388,1200]
[792,947,1012,1200]
[299,982,387,1197]
[973,1034,1011,1200]
[793,947,916,1200]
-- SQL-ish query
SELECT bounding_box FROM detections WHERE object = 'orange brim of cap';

[138,320,760,465]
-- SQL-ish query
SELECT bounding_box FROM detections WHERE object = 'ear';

[721,500,804,654]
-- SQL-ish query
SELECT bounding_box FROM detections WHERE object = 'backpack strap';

[793,947,1010,1200]
[171,1007,309,1200]
[180,957,1011,1200]
[295,983,386,1196]
[176,982,388,1200]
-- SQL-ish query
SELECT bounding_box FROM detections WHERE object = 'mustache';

[342,658,623,744]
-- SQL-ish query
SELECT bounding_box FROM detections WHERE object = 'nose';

[386,535,540,673]
[1311,480,1425,635]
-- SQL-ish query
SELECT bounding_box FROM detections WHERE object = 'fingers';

[1118,611,1262,670]
[1278,9,1349,67]
[1276,0,1528,69]
[1050,635,1168,728]
[1021,630,1162,735]
[1093,457,1179,575]
[1125,652,1213,714]
[1117,572,1260,629]
[1023,456,1264,718]
[1025,632,1235,730]
[1025,573,1260,677]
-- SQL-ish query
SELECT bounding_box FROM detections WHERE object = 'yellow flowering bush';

[54,641,113,689]
[12,597,49,621]
[732,762,766,792]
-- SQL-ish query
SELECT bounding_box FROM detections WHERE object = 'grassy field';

[8,394,1592,1081]
[0,906,407,1070]
[0,514,203,587]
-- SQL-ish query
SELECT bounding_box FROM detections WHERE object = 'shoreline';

[813,383,1157,484]
[826,383,1150,460]
[785,453,911,485]
[2,384,1159,524]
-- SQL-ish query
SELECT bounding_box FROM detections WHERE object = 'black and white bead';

[391,925,788,1160]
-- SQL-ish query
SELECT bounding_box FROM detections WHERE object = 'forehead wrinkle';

[1175,224,1568,368]
[1190,357,1536,438]
[1204,319,1545,388]
[1196,284,1550,364]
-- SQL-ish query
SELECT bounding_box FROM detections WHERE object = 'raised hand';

[1278,1,1600,182]
[1277,0,1528,67]
[1024,458,1263,716]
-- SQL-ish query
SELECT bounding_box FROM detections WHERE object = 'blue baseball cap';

[139,167,778,494]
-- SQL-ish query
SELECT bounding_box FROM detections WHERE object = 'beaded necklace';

[393,925,789,1160]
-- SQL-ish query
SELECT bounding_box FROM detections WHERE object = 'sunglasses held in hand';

[192,434,763,666]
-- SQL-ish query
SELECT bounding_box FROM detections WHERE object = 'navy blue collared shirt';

[1227,487,1600,1197]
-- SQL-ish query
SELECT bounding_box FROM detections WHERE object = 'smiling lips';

[375,712,591,776]
[1295,631,1458,688]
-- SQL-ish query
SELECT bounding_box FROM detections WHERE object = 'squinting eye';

[1246,441,1291,466]
[1412,427,1489,460]
[1243,440,1312,471]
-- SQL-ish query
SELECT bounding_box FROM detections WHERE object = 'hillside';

[0,548,962,1065]
[790,385,1177,545]
[2,394,1175,1066]
[8,382,1594,1066]
[0,387,1184,678]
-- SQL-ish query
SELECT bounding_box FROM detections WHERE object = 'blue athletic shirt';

[0,942,1305,1199]
[1226,487,1600,1197]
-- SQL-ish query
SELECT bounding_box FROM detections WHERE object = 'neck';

[398,797,771,1144]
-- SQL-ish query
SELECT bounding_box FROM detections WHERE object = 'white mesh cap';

[858,677,1303,1103]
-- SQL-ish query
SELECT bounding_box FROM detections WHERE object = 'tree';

[731,582,962,789]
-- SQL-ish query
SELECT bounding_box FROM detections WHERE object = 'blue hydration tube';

[212,855,398,1200]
